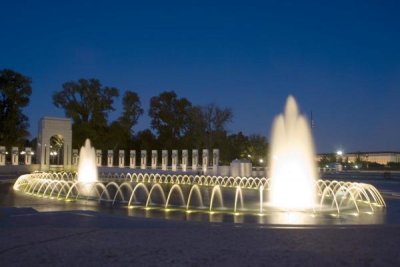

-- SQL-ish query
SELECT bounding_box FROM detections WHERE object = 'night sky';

[1,0,399,153]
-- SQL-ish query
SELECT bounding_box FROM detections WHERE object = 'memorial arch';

[37,117,72,170]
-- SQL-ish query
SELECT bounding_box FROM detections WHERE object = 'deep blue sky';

[1,0,399,153]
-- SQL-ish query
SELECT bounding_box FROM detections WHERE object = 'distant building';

[316,151,400,165]
[345,152,400,165]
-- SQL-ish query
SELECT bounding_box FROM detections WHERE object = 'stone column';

[130,150,136,168]
[172,150,178,171]
[182,150,188,172]
[202,149,209,174]
[213,149,219,174]
[72,149,79,166]
[96,150,102,166]
[119,150,125,168]
[25,147,32,165]
[107,150,113,167]
[192,149,198,171]
[151,150,158,169]
[11,147,18,165]
[0,146,5,166]
[162,150,168,170]
[141,150,147,169]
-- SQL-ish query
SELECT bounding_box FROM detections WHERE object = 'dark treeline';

[0,69,268,165]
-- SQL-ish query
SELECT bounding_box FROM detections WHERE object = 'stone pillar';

[151,150,158,169]
[141,150,147,169]
[182,150,188,172]
[172,150,178,171]
[96,150,102,166]
[119,150,125,168]
[0,146,5,166]
[162,150,168,170]
[129,150,136,168]
[11,147,18,165]
[25,147,32,165]
[213,149,219,174]
[72,149,79,166]
[202,149,209,174]
[192,149,198,171]
[107,150,113,167]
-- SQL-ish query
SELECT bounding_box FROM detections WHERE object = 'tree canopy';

[52,78,145,149]
[53,78,119,127]
[149,91,192,149]
[0,69,32,146]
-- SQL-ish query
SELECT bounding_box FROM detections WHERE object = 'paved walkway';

[1,208,400,266]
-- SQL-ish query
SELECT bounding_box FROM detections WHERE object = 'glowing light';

[337,150,343,156]
[269,96,316,210]
[77,139,98,197]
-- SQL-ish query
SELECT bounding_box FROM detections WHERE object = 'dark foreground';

[1,208,400,267]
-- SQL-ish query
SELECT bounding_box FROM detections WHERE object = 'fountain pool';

[12,96,387,225]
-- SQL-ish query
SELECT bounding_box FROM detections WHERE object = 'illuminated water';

[269,96,316,210]
[77,139,98,197]
[9,97,389,225]
[2,179,398,225]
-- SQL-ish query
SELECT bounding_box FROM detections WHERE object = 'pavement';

[1,208,400,267]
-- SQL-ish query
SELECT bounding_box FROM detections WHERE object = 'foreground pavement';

[0,208,400,267]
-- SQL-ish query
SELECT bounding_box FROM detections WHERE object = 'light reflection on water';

[0,182,396,226]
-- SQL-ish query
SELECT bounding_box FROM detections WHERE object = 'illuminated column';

[96,150,102,166]
[107,150,113,167]
[25,147,33,165]
[119,150,125,168]
[202,149,209,174]
[0,146,6,166]
[11,147,18,165]
[72,149,79,166]
[192,149,198,171]
[182,150,188,172]
[162,150,168,170]
[213,149,219,174]
[172,150,178,171]
[151,150,158,169]
[129,150,136,168]
[141,150,147,169]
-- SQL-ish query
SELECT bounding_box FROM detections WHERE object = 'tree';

[133,129,158,151]
[242,134,268,166]
[118,91,143,133]
[201,104,233,149]
[53,78,119,126]
[221,132,249,164]
[149,91,192,149]
[52,78,119,147]
[0,69,32,147]
[202,104,233,133]
[180,106,206,149]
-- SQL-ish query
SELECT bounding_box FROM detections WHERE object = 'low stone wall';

[0,164,40,175]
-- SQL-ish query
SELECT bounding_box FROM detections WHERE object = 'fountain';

[77,139,98,197]
[12,96,387,224]
[269,95,316,210]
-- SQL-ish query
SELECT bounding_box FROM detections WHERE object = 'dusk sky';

[1,0,399,153]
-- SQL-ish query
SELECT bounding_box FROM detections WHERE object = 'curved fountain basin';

[14,172,386,221]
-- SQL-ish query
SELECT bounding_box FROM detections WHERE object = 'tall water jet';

[77,139,98,197]
[269,96,317,210]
